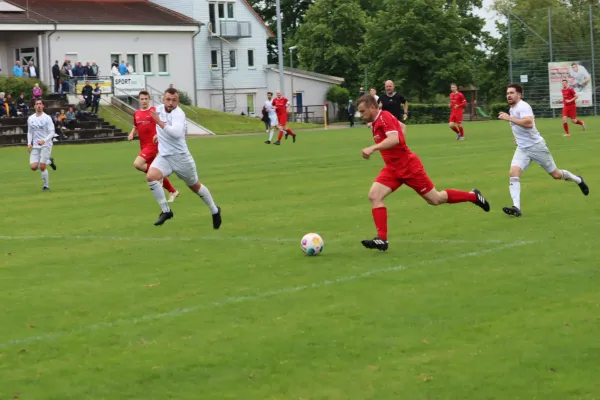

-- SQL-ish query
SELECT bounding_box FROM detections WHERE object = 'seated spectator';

[16,93,29,116]
[0,92,6,118]
[4,93,17,117]
[32,83,43,100]
[66,106,77,128]
[76,99,92,121]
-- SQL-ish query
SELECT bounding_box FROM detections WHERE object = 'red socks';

[563,123,570,135]
[459,126,464,137]
[371,207,388,240]
[277,131,284,141]
[286,128,295,137]
[575,119,584,125]
[451,126,459,134]
[162,177,176,193]
[445,189,476,204]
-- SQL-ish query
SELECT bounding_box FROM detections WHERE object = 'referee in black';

[377,80,408,121]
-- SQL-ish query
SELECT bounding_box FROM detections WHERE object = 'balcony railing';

[217,20,252,38]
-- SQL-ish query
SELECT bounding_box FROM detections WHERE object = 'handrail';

[145,83,200,122]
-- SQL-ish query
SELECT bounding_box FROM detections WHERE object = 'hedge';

[0,76,49,100]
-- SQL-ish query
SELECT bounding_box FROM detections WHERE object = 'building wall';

[1,32,42,79]
[46,30,196,97]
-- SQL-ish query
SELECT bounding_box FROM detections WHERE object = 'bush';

[488,102,509,118]
[405,104,450,125]
[179,90,193,106]
[0,76,48,100]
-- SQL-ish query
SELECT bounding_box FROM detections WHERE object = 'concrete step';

[1,135,129,147]
[1,129,125,145]
[0,121,111,135]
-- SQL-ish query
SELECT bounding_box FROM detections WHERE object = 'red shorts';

[375,158,435,195]
[562,106,577,119]
[139,144,159,163]
[449,110,463,123]
[277,113,288,126]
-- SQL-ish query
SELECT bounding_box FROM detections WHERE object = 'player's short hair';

[267,91,273,96]
[356,94,378,109]
[164,87,179,96]
[34,99,44,106]
[561,78,568,82]
[139,90,150,98]
[507,83,523,95]
[450,82,457,86]
[572,62,578,66]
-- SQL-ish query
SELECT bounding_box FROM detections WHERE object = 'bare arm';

[403,101,408,115]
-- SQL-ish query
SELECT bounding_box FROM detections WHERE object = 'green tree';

[294,0,367,89]
[326,85,351,115]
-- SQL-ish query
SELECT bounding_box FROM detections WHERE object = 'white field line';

[0,240,533,348]
[0,234,506,245]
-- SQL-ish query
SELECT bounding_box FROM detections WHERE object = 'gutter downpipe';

[47,23,58,92]
[191,24,202,106]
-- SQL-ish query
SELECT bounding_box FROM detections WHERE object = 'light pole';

[275,0,284,96]
[289,46,297,122]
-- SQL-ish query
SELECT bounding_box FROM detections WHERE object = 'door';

[295,92,303,114]
[209,3,216,33]
[246,94,255,114]
[17,47,37,66]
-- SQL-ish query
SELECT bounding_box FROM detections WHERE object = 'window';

[111,53,121,65]
[143,54,153,73]
[158,54,169,74]
[229,50,236,68]
[127,54,137,73]
[218,3,224,18]
[208,3,216,32]
[227,2,234,18]
[247,49,255,68]
[211,50,219,68]
[246,94,255,114]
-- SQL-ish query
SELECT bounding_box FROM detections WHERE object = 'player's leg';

[449,114,460,136]
[39,147,54,190]
[266,117,277,144]
[146,155,173,225]
[361,167,398,251]
[457,115,465,139]
[561,110,570,136]
[416,176,490,211]
[274,121,285,144]
[283,120,296,142]
[174,154,222,229]
[569,107,585,130]
[503,148,530,217]
[532,145,589,195]
[133,155,149,172]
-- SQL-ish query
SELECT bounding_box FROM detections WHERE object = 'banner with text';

[113,74,146,96]
[548,61,593,108]
[75,78,112,94]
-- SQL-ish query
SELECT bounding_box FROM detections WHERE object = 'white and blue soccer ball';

[301,233,324,256]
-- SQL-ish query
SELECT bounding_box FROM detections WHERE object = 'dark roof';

[1,0,198,25]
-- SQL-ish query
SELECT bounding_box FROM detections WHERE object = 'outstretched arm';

[498,112,534,129]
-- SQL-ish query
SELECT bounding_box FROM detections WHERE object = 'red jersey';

[134,107,157,148]
[272,97,288,116]
[562,87,577,107]
[450,91,467,110]
[371,110,415,172]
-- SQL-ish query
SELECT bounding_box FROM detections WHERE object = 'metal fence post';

[549,8,556,118]
[508,12,514,83]
[590,4,598,116]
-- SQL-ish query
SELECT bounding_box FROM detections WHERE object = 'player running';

[128,91,179,202]
[146,88,222,228]
[560,78,586,136]
[271,90,296,145]
[449,83,467,140]
[356,94,490,251]
[27,99,58,191]
[498,84,589,217]
[263,91,279,144]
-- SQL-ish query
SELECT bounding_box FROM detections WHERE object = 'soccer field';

[2,119,600,399]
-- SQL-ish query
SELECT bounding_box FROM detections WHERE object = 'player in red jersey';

[449,83,467,140]
[128,90,179,202]
[356,95,490,251]
[271,90,296,145]
[560,78,586,136]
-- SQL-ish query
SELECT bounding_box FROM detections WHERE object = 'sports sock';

[509,177,521,209]
[561,169,582,184]
[277,131,284,141]
[268,129,275,141]
[450,126,459,134]
[162,177,176,193]
[445,189,476,204]
[563,123,570,135]
[41,169,49,187]
[459,126,465,137]
[148,180,170,213]
[197,185,219,214]
[286,128,295,136]
[575,119,584,126]
[371,207,388,240]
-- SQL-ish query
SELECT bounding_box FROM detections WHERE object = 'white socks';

[509,177,521,209]
[148,180,171,213]
[41,169,49,188]
[561,169,582,184]
[197,185,219,214]
[268,129,275,141]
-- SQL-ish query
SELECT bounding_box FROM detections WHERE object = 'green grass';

[2,118,600,399]
[98,105,133,133]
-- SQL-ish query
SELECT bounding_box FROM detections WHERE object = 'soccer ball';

[301,233,324,256]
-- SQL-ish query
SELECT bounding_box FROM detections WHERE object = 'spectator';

[81,80,93,107]
[348,99,355,128]
[66,106,77,128]
[32,83,43,100]
[22,65,29,78]
[57,109,68,130]
[28,61,38,79]
[76,99,92,120]
[359,87,365,97]
[4,93,17,117]
[60,63,70,93]
[16,93,29,116]
[84,61,93,77]
[111,61,120,76]
[73,61,84,77]
[91,83,101,114]
[369,87,379,103]
[0,92,6,118]
[52,60,61,93]
[90,61,99,77]
[13,61,23,77]
[126,62,134,74]
[119,60,128,75]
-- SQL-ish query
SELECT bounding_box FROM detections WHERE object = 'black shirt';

[378,92,407,120]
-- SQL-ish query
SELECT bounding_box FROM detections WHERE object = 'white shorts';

[511,142,557,173]
[150,153,199,186]
[29,146,52,165]
[268,114,279,127]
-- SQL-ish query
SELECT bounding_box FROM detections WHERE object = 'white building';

[150,0,344,119]
[0,0,200,99]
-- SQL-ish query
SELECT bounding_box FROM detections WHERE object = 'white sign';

[548,61,593,108]
[520,75,528,83]
[113,74,146,96]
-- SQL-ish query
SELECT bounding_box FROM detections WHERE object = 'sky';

[475,0,504,38]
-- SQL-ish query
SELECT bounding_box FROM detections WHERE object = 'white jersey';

[155,104,189,156]
[27,113,56,149]
[264,100,276,116]
[509,100,545,149]
[569,65,591,86]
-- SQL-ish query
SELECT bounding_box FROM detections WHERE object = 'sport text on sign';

[113,74,147,96]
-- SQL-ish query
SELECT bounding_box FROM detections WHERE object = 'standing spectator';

[369,87,379,103]
[52,60,61,93]
[13,61,23,77]
[119,60,127,75]
[32,83,43,100]
[111,61,120,76]
[60,63,70,93]
[359,87,365,97]
[90,61,99,77]
[73,61,84,77]
[16,93,29,116]
[126,62,134,74]
[91,83,101,114]
[348,100,355,128]
[28,61,38,79]
[81,80,93,107]
[22,65,30,78]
